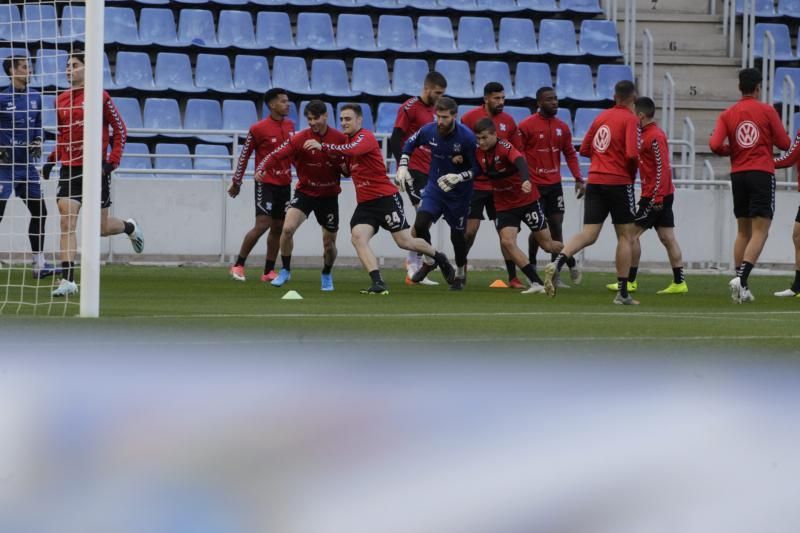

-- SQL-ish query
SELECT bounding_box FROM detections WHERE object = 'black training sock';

[739,261,754,288]
[618,277,629,298]
[123,221,134,235]
[369,269,383,284]
[792,270,800,292]
[235,255,246,267]
[521,264,543,285]
[673,266,685,284]
[62,261,74,282]
[505,260,517,280]
[281,255,291,271]
[264,259,276,274]
[555,253,569,271]
[322,263,333,275]
[566,256,577,269]
[628,266,638,283]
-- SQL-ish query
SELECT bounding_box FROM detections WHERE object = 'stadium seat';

[336,102,374,131]
[217,10,257,48]
[404,0,446,9]
[118,143,153,179]
[417,16,457,53]
[155,52,204,92]
[377,15,416,51]
[477,0,521,12]
[579,20,621,57]
[457,17,497,53]
[103,53,119,90]
[31,48,68,89]
[352,58,397,97]
[517,0,562,12]
[194,144,231,180]
[0,5,22,42]
[440,0,480,10]
[337,14,381,52]
[556,108,573,130]
[196,54,245,93]
[61,6,86,43]
[434,59,474,98]
[234,55,270,93]
[114,51,157,91]
[262,101,299,125]
[154,143,192,178]
[143,98,182,134]
[595,64,633,100]
[40,95,56,130]
[22,4,60,43]
[368,0,406,8]
[498,18,538,54]
[515,62,552,98]
[735,0,778,16]
[392,58,429,95]
[310,59,357,96]
[185,99,227,142]
[255,11,298,50]
[104,7,140,45]
[375,102,401,134]
[753,23,796,61]
[561,0,604,14]
[773,67,800,102]
[556,63,597,102]
[573,107,603,140]
[222,100,259,132]
[272,56,312,94]
[133,0,170,4]
[296,13,340,51]
[298,100,335,130]
[138,8,179,46]
[504,105,531,124]
[538,19,581,57]
[177,9,220,47]
[114,97,146,137]
[778,0,800,19]
[474,61,514,97]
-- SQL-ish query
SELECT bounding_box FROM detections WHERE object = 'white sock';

[456,266,465,278]
[32,252,44,267]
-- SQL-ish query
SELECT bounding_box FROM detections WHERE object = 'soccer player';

[253,100,347,291]
[518,87,584,288]
[604,97,687,295]
[228,88,294,283]
[397,96,479,290]
[543,80,640,305]
[709,68,791,303]
[47,49,143,297]
[389,71,447,284]
[473,118,563,294]
[771,129,800,298]
[0,56,57,279]
[460,82,525,288]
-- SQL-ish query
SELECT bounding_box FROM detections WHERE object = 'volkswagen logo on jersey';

[453,143,461,153]
[499,123,507,132]
[556,128,562,137]
[735,121,759,148]
[593,125,611,153]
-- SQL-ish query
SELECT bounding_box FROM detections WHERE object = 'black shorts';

[350,192,410,233]
[495,200,548,232]
[635,194,675,230]
[255,182,290,219]
[731,171,775,219]
[405,169,428,206]
[468,188,496,220]
[537,183,565,217]
[583,183,636,225]
[288,191,339,232]
[56,165,111,208]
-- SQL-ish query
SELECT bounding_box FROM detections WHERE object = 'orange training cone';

[489,279,509,288]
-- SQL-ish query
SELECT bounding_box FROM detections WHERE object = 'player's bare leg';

[655,226,687,294]
[100,207,144,254]
[405,206,438,285]
[465,218,480,252]
[731,216,770,301]
[231,213,270,281]
[610,223,639,304]
[535,213,577,287]
[544,222,602,296]
[320,228,337,291]
[54,198,81,296]
[351,223,388,294]
[272,208,306,287]
[393,228,456,286]
[775,222,800,297]
[264,216,284,280]
[499,227,549,294]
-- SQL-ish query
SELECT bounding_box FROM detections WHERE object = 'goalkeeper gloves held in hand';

[437,171,470,192]
[394,154,413,193]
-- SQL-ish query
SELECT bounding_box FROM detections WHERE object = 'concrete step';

[633,15,728,56]
[649,56,743,102]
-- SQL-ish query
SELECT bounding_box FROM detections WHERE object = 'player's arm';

[394,129,425,192]
[650,137,667,206]
[708,116,730,156]
[513,154,533,193]
[103,93,127,170]
[389,127,406,164]
[319,132,375,156]
[254,137,295,180]
[578,122,595,158]
[624,116,639,166]
[229,130,255,198]
[768,108,792,151]
[775,129,800,168]
[30,94,43,158]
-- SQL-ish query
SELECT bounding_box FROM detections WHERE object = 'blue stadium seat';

[579,20,621,57]
[114,52,156,91]
[185,99,227,142]
[218,10,257,48]
[778,0,800,19]
[0,6,22,42]
[210,0,250,4]
[143,98,182,134]
[573,107,603,140]
[194,144,231,180]
[296,13,340,51]
[255,12,298,50]
[441,0,480,10]
[596,64,633,100]
[404,0,446,9]
[538,19,581,56]
[515,62,552,98]
[433,59,474,98]
[337,14,381,51]
[377,15,416,51]
[196,54,245,93]
[773,67,800,102]
[352,58,397,97]
[154,143,192,178]
[735,0,778,16]
[556,63,597,101]
[139,8,179,46]
[392,58,429,95]
[561,0,603,14]
[22,4,60,43]
[272,56,312,94]
[104,7,140,45]
[234,55,270,92]
[155,52,204,92]
[298,100,335,130]
[457,17,497,53]
[310,59,357,96]
[368,0,406,8]
[504,105,531,124]
[41,95,56,130]
[518,0,562,11]
[114,97,146,137]
[336,102,374,131]
[753,23,796,60]
[31,48,68,89]
[177,9,220,47]
[556,108,572,130]
[474,61,514,97]
[61,6,86,43]
[498,18,538,54]
[477,0,521,12]
[118,143,153,179]
[223,100,258,132]
[103,53,119,90]
[417,16,457,53]
[375,102,401,134]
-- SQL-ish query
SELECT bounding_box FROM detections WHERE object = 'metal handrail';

[679,117,695,181]
[762,30,776,104]
[742,0,756,68]
[641,28,654,99]
[662,72,676,140]
[781,75,796,184]
[623,0,637,68]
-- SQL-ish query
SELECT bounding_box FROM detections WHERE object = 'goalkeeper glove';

[394,154,412,193]
[30,138,42,159]
[42,162,54,180]
[437,172,468,192]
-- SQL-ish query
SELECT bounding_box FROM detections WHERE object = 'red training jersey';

[476,139,538,212]
[461,105,522,191]
[232,115,294,186]
[773,129,800,191]
[256,126,348,197]
[53,88,126,167]
[579,104,639,185]
[394,96,435,174]
[518,112,582,186]
[709,95,791,174]
[638,122,674,202]
[321,128,398,203]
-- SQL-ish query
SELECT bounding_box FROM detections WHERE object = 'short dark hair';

[264,88,288,104]
[3,56,26,77]
[483,82,504,96]
[304,100,328,118]
[68,48,85,65]
[435,96,457,114]
[424,71,447,89]
[739,68,762,94]
[535,86,555,101]
[340,103,362,117]
[473,117,496,135]
[635,97,656,119]
[614,80,636,101]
